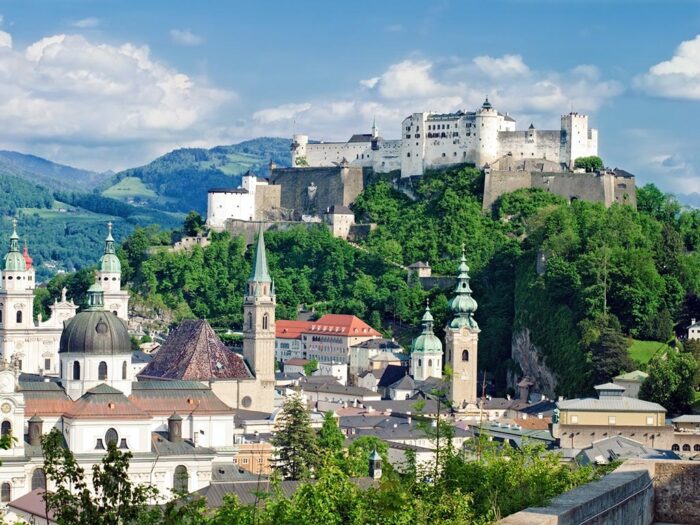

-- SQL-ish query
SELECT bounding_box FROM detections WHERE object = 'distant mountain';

[107,137,291,214]
[0,150,110,192]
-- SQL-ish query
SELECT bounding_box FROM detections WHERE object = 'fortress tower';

[560,113,598,168]
[242,226,276,410]
[291,134,309,166]
[475,97,499,166]
[444,249,480,410]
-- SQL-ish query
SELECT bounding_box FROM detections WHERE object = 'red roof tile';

[276,315,381,339]
[276,320,312,339]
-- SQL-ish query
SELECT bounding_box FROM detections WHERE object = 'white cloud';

[0,31,11,49]
[0,31,233,170]
[473,54,529,77]
[636,35,700,99]
[72,17,100,29]
[169,28,203,47]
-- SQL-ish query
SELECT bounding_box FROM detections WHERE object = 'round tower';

[475,97,499,166]
[291,134,308,166]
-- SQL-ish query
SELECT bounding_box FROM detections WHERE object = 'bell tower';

[242,226,276,410]
[97,222,129,320]
[444,248,480,411]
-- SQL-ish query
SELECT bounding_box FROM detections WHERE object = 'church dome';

[412,332,443,354]
[4,221,25,272]
[59,284,130,355]
[99,222,121,274]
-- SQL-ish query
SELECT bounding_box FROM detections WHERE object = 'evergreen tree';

[589,326,633,385]
[271,393,319,480]
[317,411,345,454]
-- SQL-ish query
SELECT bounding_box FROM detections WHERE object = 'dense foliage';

[573,156,604,172]
[0,172,53,212]
[639,349,698,414]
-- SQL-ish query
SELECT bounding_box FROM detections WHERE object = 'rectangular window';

[608,416,616,425]
[44,358,51,371]
[242,458,249,465]
[646,416,654,425]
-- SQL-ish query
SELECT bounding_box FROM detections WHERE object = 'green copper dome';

[412,303,443,354]
[449,249,479,330]
[4,219,26,272]
[99,222,121,274]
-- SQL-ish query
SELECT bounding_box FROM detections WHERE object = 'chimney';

[28,415,43,447]
[693,318,697,326]
[168,412,183,443]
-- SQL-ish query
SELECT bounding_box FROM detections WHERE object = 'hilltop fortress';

[287,98,635,211]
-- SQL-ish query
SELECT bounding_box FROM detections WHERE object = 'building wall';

[254,184,281,220]
[556,423,672,449]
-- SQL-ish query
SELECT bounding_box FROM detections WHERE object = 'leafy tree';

[574,156,604,172]
[345,436,389,477]
[271,393,319,480]
[183,211,205,236]
[640,349,698,414]
[303,358,319,376]
[317,411,345,461]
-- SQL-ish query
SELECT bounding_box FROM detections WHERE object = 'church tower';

[444,249,480,411]
[242,226,275,410]
[97,222,129,320]
[410,302,443,381]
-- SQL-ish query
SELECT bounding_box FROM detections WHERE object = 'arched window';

[1,420,11,436]
[683,444,691,452]
[122,361,128,380]
[0,482,10,503]
[462,350,469,362]
[262,313,269,330]
[15,310,22,324]
[418,359,422,367]
[73,361,81,380]
[694,444,700,452]
[428,359,433,368]
[105,428,118,448]
[98,361,108,381]
[173,465,189,493]
[31,469,46,491]
[0,310,3,323]
[247,312,253,330]
[672,444,680,451]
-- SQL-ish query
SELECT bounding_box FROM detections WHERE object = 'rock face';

[510,327,557,398]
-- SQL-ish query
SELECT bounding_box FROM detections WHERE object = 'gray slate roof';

[557,396,666,412]
[576,436,680,466]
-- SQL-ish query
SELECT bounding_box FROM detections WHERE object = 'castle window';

[98,361,108,380]
[683,444,691,452]
[407,153,411,158]
[44,358,51,371]
[1,420,11,436]
[174,465,189,493]
[1,482,10,503]
[15,311,21,324]
[263,313,269,330]
[695,445,700,452]
[672,444,680,452]
[73,361,81,380]
[105,428,118,447]
[31,469,46,490]
[122,361,128,380]
[462,350,469,362]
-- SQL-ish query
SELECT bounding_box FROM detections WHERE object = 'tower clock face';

[1,402,11,414]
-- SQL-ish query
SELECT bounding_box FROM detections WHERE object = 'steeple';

[4,219,26,272]
[99,222,121,274]
[448,246,478,330]
[249,225,271,284]
[371,115,378,138]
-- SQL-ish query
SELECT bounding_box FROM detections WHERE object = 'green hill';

[106,137,291,213]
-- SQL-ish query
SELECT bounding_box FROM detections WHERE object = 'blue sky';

[0,0,699,196]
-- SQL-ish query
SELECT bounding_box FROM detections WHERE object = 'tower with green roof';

[1,219,34,325]
[410,302,443,381]
[96,222,129,320]
[242,225,276,411]
[445,248,480,411]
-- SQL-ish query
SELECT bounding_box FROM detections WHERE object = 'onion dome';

[59,282,130,355]
[449,248,479,330]
[100,222,121,274]
[412,302,443,353]
[4,219,26,272]
[22,242,33,269]
[482,97,493,110]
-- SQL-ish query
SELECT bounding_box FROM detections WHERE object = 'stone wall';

[223,220,320,245]
[255,184,281,220]
[270,165,365,219]
[500,459,700,525]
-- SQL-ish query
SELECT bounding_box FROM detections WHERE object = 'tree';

[40,428,158,525]
[271,393,319,480]
[574,156,604,172]
[588,324,633,386]
[183,211,205,236]
[640,350,698,414]
[317,411,345,462]
[345,436,389,477]
[303,358,319,376]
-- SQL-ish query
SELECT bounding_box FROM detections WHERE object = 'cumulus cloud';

[169,28,203,47]
[71,17,100,28]
[637,35,700,99]
[251,54,622,143]
[0,31,11,48]
[0,31,233,170]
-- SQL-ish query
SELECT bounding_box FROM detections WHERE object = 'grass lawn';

[628,339,670,365]
[102,176,157,200]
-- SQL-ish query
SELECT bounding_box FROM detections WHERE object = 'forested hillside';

[0,150,109,191]
[108,137,291,214]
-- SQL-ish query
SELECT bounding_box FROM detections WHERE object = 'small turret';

[168,412,183,443]
[369,449,382,480]
[448,247,478,330]
[28,415,43,447]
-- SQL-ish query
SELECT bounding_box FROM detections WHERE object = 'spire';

[249,224,271,284]
[4,218,26,271]
[371,115,378,138]
[22,241,33,269]
[104,222,115,254]
[99,222,121,274]
[448,246,479,330]
[421,299,434,334]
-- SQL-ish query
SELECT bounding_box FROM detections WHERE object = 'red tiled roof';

[276,320,312,339]
[138,319,252,381]
[285,358,310,366]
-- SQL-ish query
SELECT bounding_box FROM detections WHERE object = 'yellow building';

[554,383,670,449]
